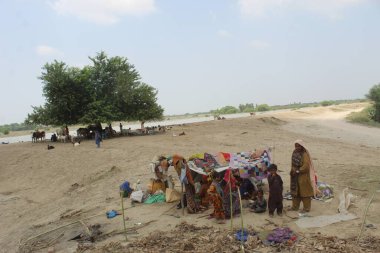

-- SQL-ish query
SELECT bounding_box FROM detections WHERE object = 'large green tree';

[367,83,380,122]
[26,52,164,126]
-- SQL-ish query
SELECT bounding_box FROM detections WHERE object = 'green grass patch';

[346,106,380,127]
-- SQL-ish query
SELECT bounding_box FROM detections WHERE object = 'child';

[250,189,267,213]
[267,164,283,217]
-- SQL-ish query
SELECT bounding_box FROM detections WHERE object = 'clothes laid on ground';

[315,182,334,201]
[106,210,120,219]
[130,190,144,203]
[144,193,166,204]
[266,227,296,244]
[268,173,283,215]
[235,229,256,242]
[296,213,357,228]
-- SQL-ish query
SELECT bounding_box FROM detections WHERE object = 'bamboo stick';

[357,191,376,243]
[237,188,245,253]
[229,171,233,231]
[120,192,128,242]
[181,182,185,216]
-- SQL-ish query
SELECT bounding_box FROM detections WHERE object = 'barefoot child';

[267,164,283,217]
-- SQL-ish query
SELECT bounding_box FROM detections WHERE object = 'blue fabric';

[235,229,249,242]
[180,167,188,184]
[106,210,119,219]
[120,181,132,192]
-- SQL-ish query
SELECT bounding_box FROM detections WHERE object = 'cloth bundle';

[266,227,296,244]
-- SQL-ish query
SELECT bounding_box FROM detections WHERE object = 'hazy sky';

[0,0,379,124]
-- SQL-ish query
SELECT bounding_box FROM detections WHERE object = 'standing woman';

[172,155,200,213]
[290,140,316,212]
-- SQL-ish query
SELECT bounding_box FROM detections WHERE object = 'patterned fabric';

[185,183,199,213]
[223,191,241,218]
[208,184,225,220]
[229,151,270,180]
[291,150,303,167]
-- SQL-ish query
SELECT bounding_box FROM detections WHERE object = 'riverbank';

[1,103,379,252]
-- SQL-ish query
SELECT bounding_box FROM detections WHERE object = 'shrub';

[320,100,334,107]
[366,84,380,122]
[256,104,270,112]
[346,106,380,127]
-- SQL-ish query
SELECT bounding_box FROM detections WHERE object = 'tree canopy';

[26,52,164,126]
[238,103,255,112]
[366,83,380,122]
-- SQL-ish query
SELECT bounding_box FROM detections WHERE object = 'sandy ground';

[0,103,379,253]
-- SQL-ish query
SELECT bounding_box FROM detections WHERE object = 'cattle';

[250,112,256,116]
[56,126,71,143]
[77,128,90,139]
[32,131,45,143]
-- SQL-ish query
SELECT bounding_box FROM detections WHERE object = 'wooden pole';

[181,182,185,216]
[237,188,245,253]
[229,171,233,231]
[357,191,376,243]
[120,191,128,242]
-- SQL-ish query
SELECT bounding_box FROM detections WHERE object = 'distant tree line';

[0,123,39,135]
[25,51,164,127]
[210,99,367,116]
[211,103,271,115]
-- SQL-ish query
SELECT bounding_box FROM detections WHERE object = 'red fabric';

[221,152,230,161]
[223,169,236,189]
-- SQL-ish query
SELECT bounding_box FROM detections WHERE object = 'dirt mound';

[259,117,286,125]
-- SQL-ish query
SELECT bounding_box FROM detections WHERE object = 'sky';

[0,0,379,124]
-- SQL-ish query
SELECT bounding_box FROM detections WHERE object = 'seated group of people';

[150,155,283,222]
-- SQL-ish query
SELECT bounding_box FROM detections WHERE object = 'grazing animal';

[47,144,55,150]
[250,112,256,116]
[179,131,186,136]
[32,131,45,143]
[77,128,90,138]
[56,127,72,143]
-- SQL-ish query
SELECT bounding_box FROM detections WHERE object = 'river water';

[0,112,255,144]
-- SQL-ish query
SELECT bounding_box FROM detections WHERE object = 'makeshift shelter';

[147,148,272,215]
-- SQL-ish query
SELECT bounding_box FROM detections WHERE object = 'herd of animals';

[31,124,168,143]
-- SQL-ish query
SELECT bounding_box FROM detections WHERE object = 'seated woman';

[239,178,255,200]
[250,189,267,213]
